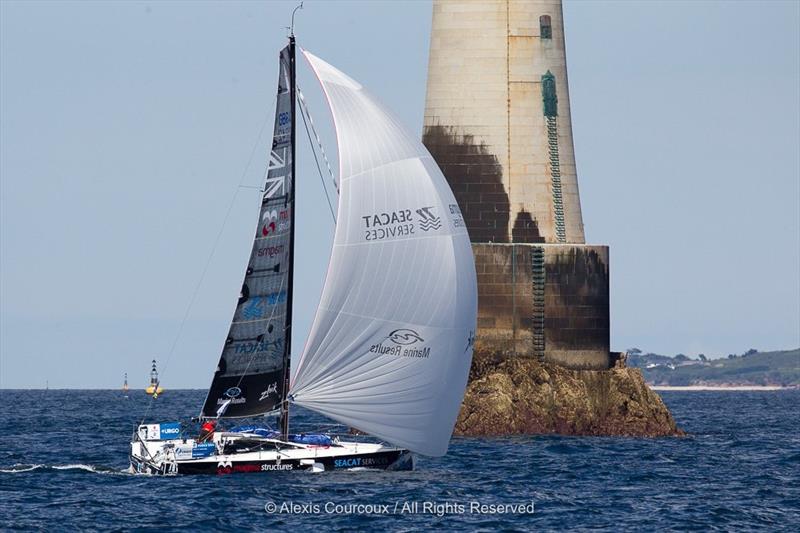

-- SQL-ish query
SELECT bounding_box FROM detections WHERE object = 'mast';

[280,31,297,440]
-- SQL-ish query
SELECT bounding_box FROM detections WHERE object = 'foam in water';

[0,463,124,475]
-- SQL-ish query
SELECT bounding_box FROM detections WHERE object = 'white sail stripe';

[294,354,421,402]
[330,230,455,247]
[295,391,441,424]
[339,154,428,183]
[328,82,416,179]
[293,402,440,435]
[294,326,450,399]
[295,339,457,399]
[298,385,438,410]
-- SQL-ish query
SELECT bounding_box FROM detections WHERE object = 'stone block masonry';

[474,243,610,370]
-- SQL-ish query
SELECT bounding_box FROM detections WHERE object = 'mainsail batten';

[200,45,295,419]
[290,51,477,457]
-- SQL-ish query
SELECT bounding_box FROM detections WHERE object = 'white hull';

[130,431,413,475]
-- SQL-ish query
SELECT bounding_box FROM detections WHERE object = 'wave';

[419,219,442,231]
[0,463,126,475]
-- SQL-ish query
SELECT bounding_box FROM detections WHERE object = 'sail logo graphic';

[233,338,283,355]
[240,292,287,320]
[416,207,441,231]
[334,456,388,468]
[256,244,284,258]
[261,209,290,236]
[370,329,430,359]
[449,203,466,228]
[261,463,293,471]
[242,296,266,320]
[466,330,475,351]
[259,382,278,401]
[388,329,424,345]
[219,386,246,405]
[362,209,414,241]
[264,148,288,199]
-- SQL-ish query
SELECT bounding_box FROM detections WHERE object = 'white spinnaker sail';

[289,51,477,457]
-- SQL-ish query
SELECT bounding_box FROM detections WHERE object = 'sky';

[1,0,798,389]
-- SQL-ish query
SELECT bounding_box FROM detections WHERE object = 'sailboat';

[145,360,164,397]
[130,23,476,475]
[123,373,129,394]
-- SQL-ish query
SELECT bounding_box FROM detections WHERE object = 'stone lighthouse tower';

[423,0,611,370]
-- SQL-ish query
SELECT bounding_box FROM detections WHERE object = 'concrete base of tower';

[473,243,611,371]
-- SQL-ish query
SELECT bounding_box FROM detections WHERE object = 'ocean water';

[1,389,798,531]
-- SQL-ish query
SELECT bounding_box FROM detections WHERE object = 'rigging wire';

[137,109,273,428]
[297,86,337,192]
[299,105,336,224]
[297,86,338,225]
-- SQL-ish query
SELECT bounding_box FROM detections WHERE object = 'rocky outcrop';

[455,348,684,437]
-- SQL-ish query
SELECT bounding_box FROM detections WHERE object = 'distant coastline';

[628,348,799,388]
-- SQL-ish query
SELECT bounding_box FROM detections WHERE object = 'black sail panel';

[202,45,293,418]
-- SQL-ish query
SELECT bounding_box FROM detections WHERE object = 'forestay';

[290,50,477,456]
[201,45,294,419]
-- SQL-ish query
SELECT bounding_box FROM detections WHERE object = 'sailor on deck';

[199,420,217,442]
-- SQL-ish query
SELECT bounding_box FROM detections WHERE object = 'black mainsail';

[201,43,295,419]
